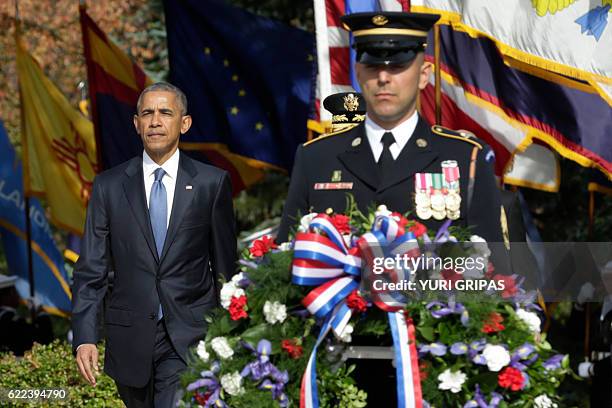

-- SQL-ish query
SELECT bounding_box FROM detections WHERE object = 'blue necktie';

[149,167,167,319]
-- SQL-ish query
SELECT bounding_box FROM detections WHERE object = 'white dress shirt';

[143,149,179,227]
[365,110,419,162]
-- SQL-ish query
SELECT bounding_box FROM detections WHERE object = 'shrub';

[0,340,123,407]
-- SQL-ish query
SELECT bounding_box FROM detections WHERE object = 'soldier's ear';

[419,60,432,90]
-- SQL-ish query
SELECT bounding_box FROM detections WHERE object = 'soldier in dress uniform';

[277,11,508,248]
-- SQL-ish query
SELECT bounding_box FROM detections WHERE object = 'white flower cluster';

[469,234,491,258]
[516,308,541,334]
[482,344,510,372]
[220,273,246,309]
[220,371,244,396]
[534,394,558,408]
[336,323,354,343]
[298,213,318,232]
[196,340,210,362]
[437,368,466,393]
[375,204,393,218]
[263,301,287,325]
[210,336,234,360]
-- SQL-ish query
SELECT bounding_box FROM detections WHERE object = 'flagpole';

[15,0,36,317]
[433,24,442,125]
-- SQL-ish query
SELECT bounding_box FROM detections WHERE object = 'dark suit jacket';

[277,118,505,245]
[72,151,237,387]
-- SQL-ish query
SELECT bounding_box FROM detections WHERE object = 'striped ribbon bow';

[292,213,424,408]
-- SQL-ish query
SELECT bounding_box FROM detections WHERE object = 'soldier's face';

[133,91,192,161]
[356,53,431,128]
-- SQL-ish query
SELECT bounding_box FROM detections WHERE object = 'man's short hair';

[136,82,188,116]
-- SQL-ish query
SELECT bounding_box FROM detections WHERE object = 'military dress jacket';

[277,117,506,245]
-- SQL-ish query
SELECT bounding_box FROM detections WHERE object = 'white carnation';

[469,235,491,258]
[437,368,466,393]
[336,323,354,343]
[220,371,244,396]
[516,308,541,333]
[482,344,510,372]
[230,272,245,285]
[534,395,558,408]
[375,204,392,217]
[220,282,245,309]
[196,340,209,362]
[263,301,287,324]
[210,337,234,359]
[298,212,318,232]
[278,242,292,251]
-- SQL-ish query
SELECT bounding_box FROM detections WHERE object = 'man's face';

[356,53,431,128]
[133,91,191,159]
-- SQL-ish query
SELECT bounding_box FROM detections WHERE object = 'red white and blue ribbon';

[293,214,423,408]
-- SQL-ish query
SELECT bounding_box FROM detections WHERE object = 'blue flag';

[164,0,315,191]
[0,120,71,316]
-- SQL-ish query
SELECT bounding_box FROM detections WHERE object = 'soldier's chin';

[371,108,406,124]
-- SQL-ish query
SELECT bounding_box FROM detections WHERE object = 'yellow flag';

[16,35,97,235]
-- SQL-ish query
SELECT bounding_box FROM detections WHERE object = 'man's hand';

[76,344,99,386]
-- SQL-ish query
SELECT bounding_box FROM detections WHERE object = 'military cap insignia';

[343,93,360,112]
[332,114,349,122]
[372,15,389,26]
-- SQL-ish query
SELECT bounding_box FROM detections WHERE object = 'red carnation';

[250,235,277,257]
[481,312,505,334]
[498,366,525,391]
[485,261,495,279]
[281,339,303,359]
[346,290,368,313]
[408,221,427,238]
[194,391,212,405]
[493,274,518,299]
[441,268,463,284]
[331,214,351,234]
[229,295,248,321]
[419,360,429,380]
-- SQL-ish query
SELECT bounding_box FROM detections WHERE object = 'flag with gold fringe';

[16,32,97,235]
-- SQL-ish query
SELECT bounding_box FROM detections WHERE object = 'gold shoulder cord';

[303,124,358,147]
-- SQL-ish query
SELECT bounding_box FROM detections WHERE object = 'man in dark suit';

[277,11,506,247]
[72,82,237,407]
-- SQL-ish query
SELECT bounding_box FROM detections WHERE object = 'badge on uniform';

[414,160,461,221]
[314,170,353,190]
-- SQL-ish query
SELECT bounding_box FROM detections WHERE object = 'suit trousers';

[115,319,186,408]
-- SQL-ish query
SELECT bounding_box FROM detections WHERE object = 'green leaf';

[241,323,270,345]
[417,326,435,342]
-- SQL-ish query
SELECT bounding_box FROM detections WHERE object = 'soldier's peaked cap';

[341,11,440,65]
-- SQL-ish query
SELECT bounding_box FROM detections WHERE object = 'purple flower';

[543,354,565,371]
[240,339,289,406]
[451,342,469,355]
[472,353,487,365]
[419,342,447,357]
[461,310,470,327]
[468,339,487,358]
[464,384,503,408]
[186,361,227,408]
